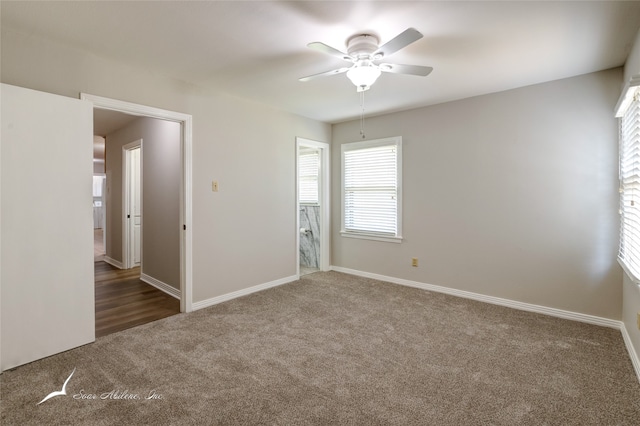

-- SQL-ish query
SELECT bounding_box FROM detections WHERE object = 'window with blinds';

[299,147,320,204]
[341,137,402,242]
[618,83,640,281]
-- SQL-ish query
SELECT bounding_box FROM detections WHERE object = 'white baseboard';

[330,266,621,329]
[192,275,298,311]
[140,273,180,299]
[621,323,640,383]
[103,256,123,269]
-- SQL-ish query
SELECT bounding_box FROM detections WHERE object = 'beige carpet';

[2,271,639,425]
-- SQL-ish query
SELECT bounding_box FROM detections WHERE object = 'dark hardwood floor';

[95,261,180,338]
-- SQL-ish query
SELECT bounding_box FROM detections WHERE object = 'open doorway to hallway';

[92,107,182,336]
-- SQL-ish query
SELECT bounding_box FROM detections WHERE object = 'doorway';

[82,93,193,315]
[92,116,180,337]
[296,138,330,276]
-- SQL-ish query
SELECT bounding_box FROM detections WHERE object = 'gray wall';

[105,117,181,290]
[1,27,331,303]
[332,68,622,320]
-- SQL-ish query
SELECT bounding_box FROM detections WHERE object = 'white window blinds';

[619,85,640,280]
[299,147,319,204]
[92,175,104,197]
[341,137,402,241]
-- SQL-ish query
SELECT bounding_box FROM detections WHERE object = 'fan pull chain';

[359,90,366,139]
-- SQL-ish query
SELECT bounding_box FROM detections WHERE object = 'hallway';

[95,261,180,338]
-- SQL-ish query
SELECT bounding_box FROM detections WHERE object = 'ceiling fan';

[299,28,433,92]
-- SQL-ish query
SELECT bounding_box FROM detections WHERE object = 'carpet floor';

[2,271,639,425]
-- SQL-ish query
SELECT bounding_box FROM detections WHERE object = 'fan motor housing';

[346,35,379,59]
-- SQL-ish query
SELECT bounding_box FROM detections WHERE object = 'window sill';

[619,257,640,286]
[340,231,403,244]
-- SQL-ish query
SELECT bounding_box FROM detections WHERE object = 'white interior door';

[123,141,142,269]
[1,83,95,371]
[131,147,141,266]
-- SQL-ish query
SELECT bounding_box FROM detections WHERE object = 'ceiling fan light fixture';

[300,28,431,92]
[346,64,381,90]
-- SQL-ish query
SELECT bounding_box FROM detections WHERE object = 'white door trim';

[296,137,330,276]
[123,140,142,270]
[81,93,193,313]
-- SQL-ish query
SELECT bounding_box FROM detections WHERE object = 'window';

[341,136,402,242]
[298,146,320,204]
[93,175,104,197]
[617,79,640,282]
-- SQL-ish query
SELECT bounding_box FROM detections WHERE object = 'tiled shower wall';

[300,205,320,268]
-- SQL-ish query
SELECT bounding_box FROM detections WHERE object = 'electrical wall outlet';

[412,258,418,267]
[637,312,640,330]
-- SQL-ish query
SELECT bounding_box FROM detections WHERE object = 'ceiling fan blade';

[299,67,351,82]
[307,42,352,62]
[374,28,423,59]
[379,63,433,77]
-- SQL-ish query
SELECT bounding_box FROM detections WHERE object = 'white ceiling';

[2,1,640,124]
[93,108,140,137]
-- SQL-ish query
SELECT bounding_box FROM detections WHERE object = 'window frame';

[340,136,403,243]
[616,75,640,284]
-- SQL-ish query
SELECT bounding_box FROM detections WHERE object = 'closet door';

[1,84,95,371]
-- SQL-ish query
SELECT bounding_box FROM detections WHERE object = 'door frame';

[81,93,193,313]
[123,139,142,269]
[296,137,330,276]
